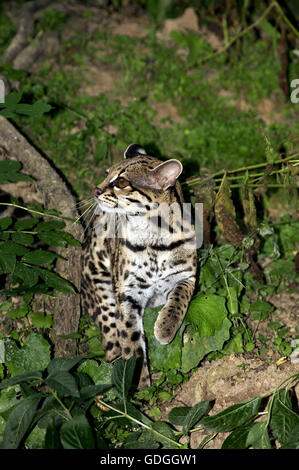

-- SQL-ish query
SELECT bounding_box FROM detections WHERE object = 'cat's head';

[94,144,183,213]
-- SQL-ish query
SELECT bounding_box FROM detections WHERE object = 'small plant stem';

[274,0,299,37]
[196,2,276,65]
[215,184,298,190]
[49,388,72,421]
[186,154,298,187]
[0,202,75,222]
[213,167,289,183]
[196,2,299,66]
[95,398,182,448]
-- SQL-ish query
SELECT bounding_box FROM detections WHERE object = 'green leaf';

[36,220,65,232]
[270,390,299,445]
[14,218,39,230]
[4,334,51,376]
[21,249,57,265]
[183,400,210,433]
[143,306,182,371]
[221,421,271,449]
[0,240,29,255]
[6,303,29,319]
[36,268,75,293]
[0,172,32,183]
[247,422,271,449]
[111,355,136,399]
[221,422,253,449]
[250,300,274,314]
[0,252,16,273]
[28,312,53,328]
[200,397,261,432]
[186,294,228,335]
[11,232,34,246]
[227,286,238,315]
[21,100,51,117]
[150,421,177,449]
[0,217,12,230]
[4,91,22,107]
[280,424,299,449]
[0,387,19,419]
[181,317,231,373]
[0,160,21,172]
[13,262,39,287]
[44,418,62,449]
[0,371,42,391]
[37,231,68,247]
[94,142,108,164]
[60,414,95,449]
[168,407,191,426]
[77,360,116,401]
[79,383,112,400]
[47,356,85,375]
[1,395,41,449]
[45,371,80,397]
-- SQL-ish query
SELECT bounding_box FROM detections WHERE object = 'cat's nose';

[94,187,103,197]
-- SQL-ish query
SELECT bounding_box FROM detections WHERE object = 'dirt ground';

[2,2,299,448]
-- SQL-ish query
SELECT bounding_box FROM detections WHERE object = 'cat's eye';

[115,177,130,189]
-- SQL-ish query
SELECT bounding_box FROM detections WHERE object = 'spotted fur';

[81,144,197,388]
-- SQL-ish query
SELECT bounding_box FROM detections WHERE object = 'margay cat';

[81,144,197,388]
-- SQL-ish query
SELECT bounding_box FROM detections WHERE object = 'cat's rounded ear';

[134,159,183,190]
[150,159,183,190]
[124,143,147,159]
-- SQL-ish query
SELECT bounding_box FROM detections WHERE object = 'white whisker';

[73,203,95,225]
[73,198,94,209]
[81,205,97,242]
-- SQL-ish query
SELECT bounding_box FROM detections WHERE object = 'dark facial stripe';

[129,183,153,202]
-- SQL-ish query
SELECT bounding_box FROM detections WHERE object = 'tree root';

[0,115,83,357]
[3,0,53,65]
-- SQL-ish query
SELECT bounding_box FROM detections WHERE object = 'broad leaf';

[4,334,51,376]
[143,306,182,371]
[0,217,12,230]
[11,232,34,246]
[221,421,271,449]
[181,318,231,373]
[36,268,75,293]
[168,407,191,426]
[0,371,42,391]
[200,397,261,432]
[28,312,53,328]
[0,252,16,273]
[150,421,177,449]
[13,262,39,287]
[1,395,41,448]
[183,400,210,433]
[45,371,80,398]
[280,424,299,449]
[21,249,57,265]
[47,356,86,375]
[111,355,136,400]
[80,383,112,400]
[270,389,299,445]
[36,220,65,231]
[60,414,95,449]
